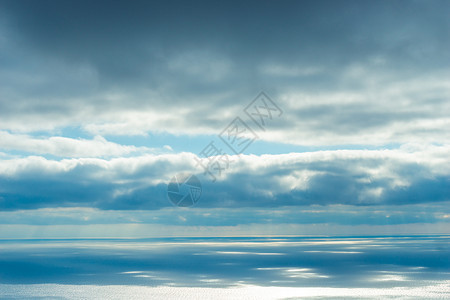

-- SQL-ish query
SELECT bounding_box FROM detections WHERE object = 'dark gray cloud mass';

[4,0,448,71]
[0,0,449,144]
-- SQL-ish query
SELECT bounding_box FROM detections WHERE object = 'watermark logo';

[244,92,283,130]
[167,91,282,207]
[167,173,202,207]
[194,141,232,182]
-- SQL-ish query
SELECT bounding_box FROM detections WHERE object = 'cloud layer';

[0,144,448,211]
[0,0,449,145]
[0,1,449,234]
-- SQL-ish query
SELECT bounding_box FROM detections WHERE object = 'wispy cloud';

[0,131,158,157]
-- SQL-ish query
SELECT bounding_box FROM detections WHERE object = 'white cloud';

[0,131,158,157]
[0,145,448,209]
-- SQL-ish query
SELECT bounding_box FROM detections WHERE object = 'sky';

[0,0,449,238]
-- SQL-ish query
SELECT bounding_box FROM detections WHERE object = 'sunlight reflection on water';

[0,236,449,299]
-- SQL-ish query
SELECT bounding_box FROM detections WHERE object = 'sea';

[0,236,449,299]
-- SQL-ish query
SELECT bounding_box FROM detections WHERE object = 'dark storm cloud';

[4,0,448,73]
[0,0,449,142]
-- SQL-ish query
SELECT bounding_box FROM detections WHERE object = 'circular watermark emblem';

[167,173,202,207]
